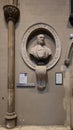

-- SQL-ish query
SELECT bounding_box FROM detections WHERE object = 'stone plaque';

[19,73,27,84]
[55,72,63,85]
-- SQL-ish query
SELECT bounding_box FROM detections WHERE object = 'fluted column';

[3,2,20,129]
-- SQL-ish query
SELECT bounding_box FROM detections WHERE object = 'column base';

[5,112,17,129]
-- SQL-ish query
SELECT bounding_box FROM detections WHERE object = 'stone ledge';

[0,126,71,130]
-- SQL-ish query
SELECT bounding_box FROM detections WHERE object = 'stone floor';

[0,126,71,130]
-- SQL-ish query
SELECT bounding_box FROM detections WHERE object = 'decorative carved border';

[21,23,61,70]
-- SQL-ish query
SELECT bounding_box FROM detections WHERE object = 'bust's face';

[37,34,45,45]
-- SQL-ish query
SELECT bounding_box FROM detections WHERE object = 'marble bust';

[29,34,52,64]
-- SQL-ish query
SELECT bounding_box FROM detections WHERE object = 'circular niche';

[21,23,61,70]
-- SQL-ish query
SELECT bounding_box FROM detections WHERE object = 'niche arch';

[21,23,61,70]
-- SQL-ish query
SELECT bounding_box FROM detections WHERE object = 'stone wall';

[0,0,72,127]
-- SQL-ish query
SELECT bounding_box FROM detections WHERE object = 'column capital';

[3,5,20,24]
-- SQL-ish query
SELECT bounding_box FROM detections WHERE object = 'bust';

[30,34,52,64]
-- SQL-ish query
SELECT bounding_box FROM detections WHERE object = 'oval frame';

[21,23,61,70]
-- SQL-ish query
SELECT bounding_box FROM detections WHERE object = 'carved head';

[37,34,45,45]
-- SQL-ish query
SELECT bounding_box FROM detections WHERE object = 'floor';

[0,126,71,130]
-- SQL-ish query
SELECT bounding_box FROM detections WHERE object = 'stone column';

[3,5,20,129]
[7,0,18,6]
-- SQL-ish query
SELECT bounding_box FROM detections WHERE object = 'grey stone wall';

[0,0,72,127]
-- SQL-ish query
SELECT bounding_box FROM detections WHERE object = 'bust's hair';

[37,34,45,39]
